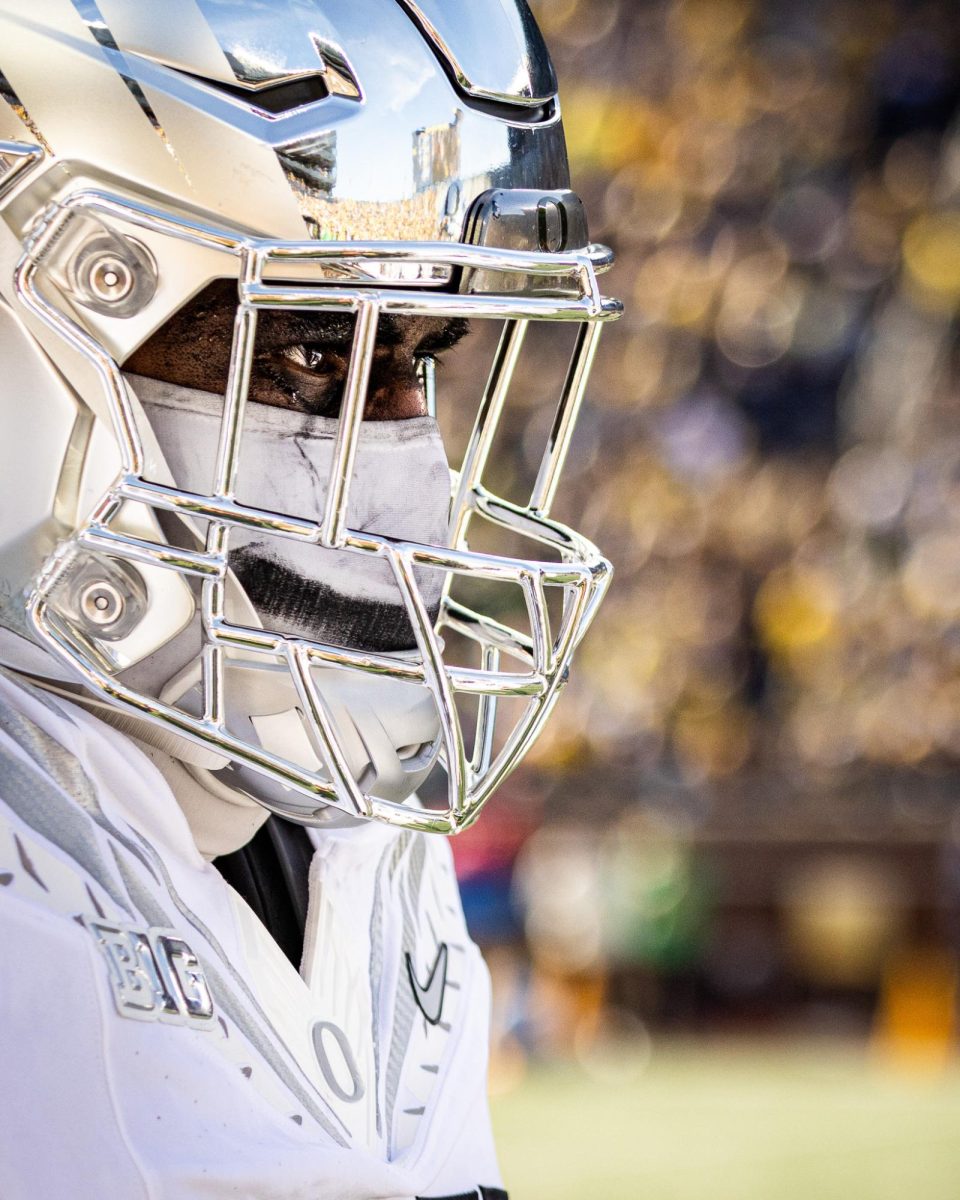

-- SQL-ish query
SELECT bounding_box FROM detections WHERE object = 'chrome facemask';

[9,168,620,835]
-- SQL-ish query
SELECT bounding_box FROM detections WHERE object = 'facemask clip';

[51,553,148,642]
[28,209,158,319]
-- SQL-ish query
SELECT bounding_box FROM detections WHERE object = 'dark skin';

[125,278,469,419]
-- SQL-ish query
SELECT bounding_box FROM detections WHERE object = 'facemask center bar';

[202,250,260,726]
[321,299,380,549]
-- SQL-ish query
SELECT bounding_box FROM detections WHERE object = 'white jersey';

[0,670,504,1199]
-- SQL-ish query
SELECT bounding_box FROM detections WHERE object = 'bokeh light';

[450,3,960,1192]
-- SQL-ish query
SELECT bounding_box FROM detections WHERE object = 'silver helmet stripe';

[193,0,348,90]
[0,5,184,195]
[70,0,190,180]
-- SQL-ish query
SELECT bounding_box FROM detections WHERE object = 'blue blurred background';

[446,1,960,1194]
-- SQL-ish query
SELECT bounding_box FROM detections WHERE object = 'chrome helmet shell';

[0,0,620,834]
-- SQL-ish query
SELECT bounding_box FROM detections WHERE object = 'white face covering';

[130,373,451,651]
[120,373,452,851]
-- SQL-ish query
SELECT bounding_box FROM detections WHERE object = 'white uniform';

[0,670,504,1199]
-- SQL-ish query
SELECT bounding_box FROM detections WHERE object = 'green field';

[491,1038,960,1200]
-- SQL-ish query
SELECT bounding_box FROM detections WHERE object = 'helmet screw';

[78,579,125,628]
[69,233,158,318]
[85,254,135,304]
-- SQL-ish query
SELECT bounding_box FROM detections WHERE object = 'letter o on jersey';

[311,1020,365,1103]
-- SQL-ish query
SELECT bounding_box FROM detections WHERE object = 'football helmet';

[0,0,620,834]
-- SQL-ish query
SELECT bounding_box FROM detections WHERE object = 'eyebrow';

[414,318,471,354]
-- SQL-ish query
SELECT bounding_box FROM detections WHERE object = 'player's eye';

[301,346,348,377]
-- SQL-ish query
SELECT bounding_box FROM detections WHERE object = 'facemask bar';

[0,139,44,201]
[14,186,619,834]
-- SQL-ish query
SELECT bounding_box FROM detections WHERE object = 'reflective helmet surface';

[0,0,621,833]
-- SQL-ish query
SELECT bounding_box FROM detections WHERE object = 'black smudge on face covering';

[230,548,441,654]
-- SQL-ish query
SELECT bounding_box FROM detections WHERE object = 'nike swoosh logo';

[405,942,448,1026]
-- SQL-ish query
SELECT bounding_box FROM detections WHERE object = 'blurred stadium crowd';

[446,0,960,1071]
[540,0,960,791]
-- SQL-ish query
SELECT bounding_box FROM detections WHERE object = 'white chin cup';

[160,657,441,816]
